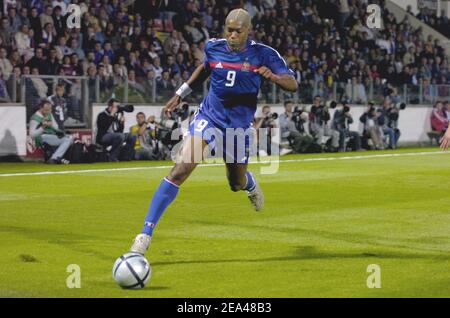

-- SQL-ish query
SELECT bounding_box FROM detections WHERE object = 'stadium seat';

[153,19,164,31]
[164,19,174,32]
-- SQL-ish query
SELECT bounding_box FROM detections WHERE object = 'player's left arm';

[254,67,298,92]
[164,64,211,114]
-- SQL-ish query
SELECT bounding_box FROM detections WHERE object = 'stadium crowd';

[0,0,446,162]
[413,6,450,39]
[0,0,449,107]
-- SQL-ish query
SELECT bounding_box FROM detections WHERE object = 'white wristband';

[175,83,192,99]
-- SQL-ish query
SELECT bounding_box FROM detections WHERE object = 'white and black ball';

[112,252,151,289]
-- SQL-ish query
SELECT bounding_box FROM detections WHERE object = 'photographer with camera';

[158,101,190,151]
[309,95,340,151]
[254,105,278,156]
[254,105,278,130]
[96,98,136,162]
[332,101,362,151]
[359,101,385,150]
[130,112,161,161]
[378,98,403,149]
[279,101,315,154]
[29,100,73,164]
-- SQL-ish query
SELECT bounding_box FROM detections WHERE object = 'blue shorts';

[187,109,254,164]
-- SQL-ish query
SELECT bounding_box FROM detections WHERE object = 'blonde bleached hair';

[225,8,252,28]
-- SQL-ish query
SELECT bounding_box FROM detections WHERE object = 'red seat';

[153,19,164,31]
[164,19,174,32]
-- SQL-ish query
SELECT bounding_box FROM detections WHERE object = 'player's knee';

[167,169,188,186]
[167,173,183,185]
[229,181,244,192]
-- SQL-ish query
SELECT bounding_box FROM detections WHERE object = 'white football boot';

[247,181,264,212]
[130,233,151,255]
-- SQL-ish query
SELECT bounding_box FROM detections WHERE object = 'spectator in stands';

[152,56,163,79]
[18,6,29,27]
[52,0,67,16]
[8,50,21,70]
[416,8,450,39]
[157,70,174,100]
[41,22,56,48]
[45,47,61,75]
[29,6,41,37]
[15,24,34,62]
[163,30,182,55]
[29,99,73,164]
[27,66,48,103]
[52,5,65,38]
[8,7,22,33]
[337,0,350,29]
[0,17,13,46]
[0,0,447,114]
[0,68,10,101]
[166,54,180,76]
[351,76,368,104]
[97,62,114,90]
[26,47,46,74]
[0,47,12,80]
[55,36,71,58]
[48,83,67,129]
[69,38,85,61]
[128,69,145,94]
[40,5,53,29]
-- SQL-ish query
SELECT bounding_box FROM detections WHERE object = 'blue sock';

[142,177,179,236]
[244,171,256,192]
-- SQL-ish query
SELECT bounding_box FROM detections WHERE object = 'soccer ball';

[112,252,151,289]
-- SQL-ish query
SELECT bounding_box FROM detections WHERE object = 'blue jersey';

[200,38,294,129]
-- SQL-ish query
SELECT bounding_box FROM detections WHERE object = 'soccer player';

[130,8,298,254]
[441,125,450,150]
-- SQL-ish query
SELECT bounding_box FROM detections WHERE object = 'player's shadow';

[96,281,170,291]
[0,225,121,261]
[185,219,450,257]
[151,245,450,267]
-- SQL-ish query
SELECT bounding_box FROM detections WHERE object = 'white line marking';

[0,151,449,178]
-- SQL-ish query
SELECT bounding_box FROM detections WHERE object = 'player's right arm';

[440,126,450,150]
[164,64,211,114]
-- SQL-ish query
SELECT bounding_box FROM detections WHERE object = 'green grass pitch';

[0,147,449,297]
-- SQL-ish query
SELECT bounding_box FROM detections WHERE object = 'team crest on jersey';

[242,60,250,72]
